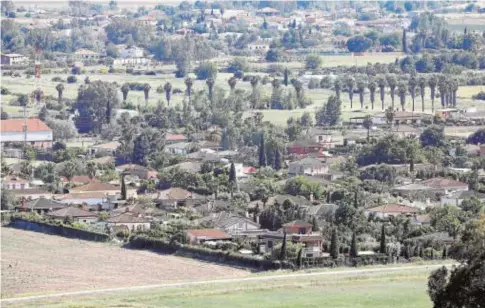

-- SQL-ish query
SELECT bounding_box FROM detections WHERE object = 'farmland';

[0,228,248,298]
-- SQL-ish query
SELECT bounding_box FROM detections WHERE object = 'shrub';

[172,88,183,94]
[67,75,77,83]
[145,70,156,76]
[71,66,82,75]
[308,78,321,89]
[472,91,485,100]
[227,57,248,73]
[51,76,64,82]
[305,54,322,70]
[1,87,10,95]
[234,70,244,79]
[195,62,218,80]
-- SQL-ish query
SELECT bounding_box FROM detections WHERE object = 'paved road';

[1,264,447,304]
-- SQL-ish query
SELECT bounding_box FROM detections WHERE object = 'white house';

[2,176,30,190]
[247,40,270,52]
[1,53,29,65]
[441,190,485,207]
[1,118,53,148]
[364,204,419,219]
[164,142,192,156]
[105,212,151,231]
[288,157,329,176]
[120,45,144,58]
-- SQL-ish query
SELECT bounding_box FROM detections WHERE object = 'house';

[186,229,232,244]
[115,164,158,180]
[166,133,188,144]
[155,187,207,209]
[248,194,313,209]
[288,157,328,176]
[282,220,313,234]
[60,176,96,186]
[10,188,52,200]
[364,204,419,219]
[164,142,192,155]
[88,141,120,156]
[115,45,151,66]
[205,211,261,236]
[412,214,431,225]
[163,161,202,174]
[56,191,117,206]
[287,139,324,155]
[1,118,53,148]
[441,190,485,207]
[421,177,469,194]
[247,40,270,52]
[73,49,101,61]
[136,15,157,26]
[120,45,144,58]
[371,111,432,125]
[105,211,151,231]
[305,127,338,148]
[2,176,30,190]
[256,7,280,16]
[47,206,98,223]
[70,182,120,194]
[1,53,29,65]
[16,197,66,215]
[258,231,323,257]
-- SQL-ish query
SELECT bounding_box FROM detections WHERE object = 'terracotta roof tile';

[1,118,51,133]
[421,177,468,189]
[47,206,97,218]
[70,182,119,193]
[366,204,419,214]
[105,212,150,223]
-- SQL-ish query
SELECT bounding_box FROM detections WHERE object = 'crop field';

[4,266,436,308]
[0,228,248,299]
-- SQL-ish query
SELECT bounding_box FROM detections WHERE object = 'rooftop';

[365,204,419,214]
[156,187,205,200]
[70,182,119,193]
[105,212,150,224]
[289,157,326,167]
[47,206,97,218]
[186,229,231,239]
[1,118,51,133]
[23,197,66,210]
[421,177,468,189]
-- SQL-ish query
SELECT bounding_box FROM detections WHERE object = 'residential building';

[247,40,270,52]
[1,53,29,65]
[164,142,192,155]
[186,229,232,244]
[47,206,98,223]
[282,220,313,234]
[16,197,66,215]
[115,164,158,180]
[412,214,431,226]
[288,157,328,176]
[287,139,324,155]
[371,111,433,125]
[441,190,485,207]
[258,231,323,257]
[155,187,207,209]
[105,211,151,231]
[1,118,53,148]
[205,212,261,236]
[364,204,419,219]
[2,176,30,190]
[120,45,144,58]
[57,192,117,206]
[136,15,157,26]
[256,7,280,16]
[421,177,469,194]
[166,133,188,144]
[10,188,52,200]
[60,176,96,186]
[162,161,202,174]
[88,141,120,156]
[73,49,101,61]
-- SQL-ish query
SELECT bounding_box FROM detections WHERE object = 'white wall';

[1,131,52,143]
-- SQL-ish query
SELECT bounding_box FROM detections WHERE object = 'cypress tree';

[402,29,408,54]
[106,100,111,124]
[353,190,359,208]
[259,134,267,167]
[279,231,287,260]
[419,245,424,258]
[430,248,435,260]
[229,162,237,198]
[121,174,127,200]
[296,248,303,268]
[330,228,339,259]
[350,231,358,258]
[379,224,386,254]
[283,68,289,86]
[442,246,448,260]
[274,148,282,170]
[311,216,319,232]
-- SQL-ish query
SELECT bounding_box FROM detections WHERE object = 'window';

[267,241,273,249]
[299,227,306,234]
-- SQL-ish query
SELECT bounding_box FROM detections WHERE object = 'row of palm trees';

[333,73,460,112]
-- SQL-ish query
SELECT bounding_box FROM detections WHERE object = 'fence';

[9,218,110,242]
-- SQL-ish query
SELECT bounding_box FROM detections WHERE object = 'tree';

[56,83,64,104]
[363,115,373,141]
[377,76,387,110]
[420,125,445,147]
[86,161,96,181]
[250,76,260,109]
[266,48,281,62]
[438,75,448,108]
[428,74,437,112]
[467,128,485,145]
[330,228,339,259]
[418,76,427,112]
[184,77,193,102]
[345,76,355,108]
[75,81,120,133]
[121,172,127,200]
[386,75,397,110]
[163,82,172,105]
[368,79,376,110]
[402,28,408,53]
[408,74,417,112]
[283,68,289,86]
[1,189,13,210]
[62,160,78,183]
[305,54,322,70]
[380,224,386,253]
[195,62,218,80]
[430,205,465,239]
[228,76,237,92]
[206,77,215,102]
[279,231,287,260]
[397,81,407,111]
[350,231,358,258]
[346,35,373,52]
[121,83,130,102]
[311,216,319,232]
[356,78,366,109]
[316,95,342,126]
[143,83,151,105]
[274,148,282,171]
[334,78,342,99]
[1,109,9,120]
[229,162,238,199]
[259,133,267,167]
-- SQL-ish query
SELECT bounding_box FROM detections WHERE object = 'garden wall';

[9,218,109,242]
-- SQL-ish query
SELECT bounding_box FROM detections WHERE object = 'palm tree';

[250,76,259,109]
[184,77,193,102]
[377,76,387,110]
[428,74,437,112]
[62,160,78,184]
[121,83,130,102]
[228,76,237,92]
[334,78,341,99]
[368,79,376,110]
[386,74,397,110]
[356,78,366,109]
[397,82,407,111]
[438,75,447,108]
[56,83,64,104]
[86,162,96,182]
[345,76,355,108]
[418,76,427,112]
[408,75,417,112]
[363,115,373,141]
[206,77,215,102]
[143,83,151,105]
[163,82,172,105]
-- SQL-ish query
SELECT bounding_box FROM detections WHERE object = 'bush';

[195,62,218,80]
[67,75,77,83]
[382,45,396,52]
[1,87,10,95]
[308,78,321,89]
[71,66,82,75]
[227,57,248,73]
[51,76,64,82]
[145,70,157,76]
[234,70,244,79]
[173,88,183,94]
[472,91,485,100]
[305,54,322,70]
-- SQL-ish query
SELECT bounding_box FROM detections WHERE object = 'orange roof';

[186,229,231,239]
[1,118,51,133]
[421,177,468,189]
[70,182,119,193]
[166,134,187,141]
[366,204,419,214]
[106,212,150,223]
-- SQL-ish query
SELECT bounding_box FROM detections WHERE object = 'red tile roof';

[105,212,150,223]
[421,177,468,189]
[2,175,28,184]
[47,206,97,218]
[365,204,419,214]
[70,182,119,193]
[1,118,51,133]
[186,229,231,240]
[166,134,187,141]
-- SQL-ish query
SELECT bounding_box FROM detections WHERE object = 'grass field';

[0,228,248,298]
[5,268,435,308]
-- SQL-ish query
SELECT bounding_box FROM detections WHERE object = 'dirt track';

[1,228,248,298]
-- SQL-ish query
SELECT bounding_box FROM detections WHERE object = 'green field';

[6,269,434,308]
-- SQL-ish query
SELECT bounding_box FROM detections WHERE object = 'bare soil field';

[0,228,248,298]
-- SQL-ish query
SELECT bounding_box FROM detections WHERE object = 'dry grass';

[0,228,248,298]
